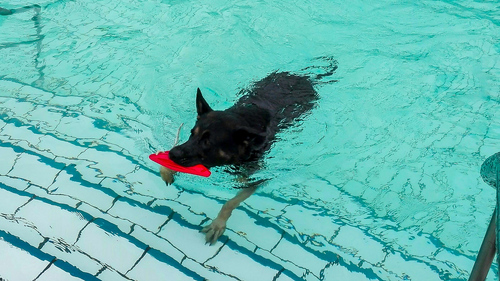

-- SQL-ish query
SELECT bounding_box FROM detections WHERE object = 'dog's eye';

[191,127,200,135]
[200,131,210,147]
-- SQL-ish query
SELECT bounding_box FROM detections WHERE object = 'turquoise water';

[0,0,499,280]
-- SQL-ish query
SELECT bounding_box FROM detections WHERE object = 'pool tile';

[0,215,45,248]
[102,132,140,155]
[152,186,182,202]
[0,98,36,118]
[80,96,142,126]
[157,219,223,263]
[40,240,103,276]
[66,159,103,185]
[0,146,20,175]
[123,168,178,200]
[379,228,437,258]
[151,199,206,226]
[181,258,239,281]
[51,95,84,107]
[107,198,169,233]
[49,170,115,212]
[301,273,321,281]
[129,225,185,263]
[100,177,154,204]
[222,228,258,252]
[204,243,280,281]
[56,115,107,140]
[8,152,62,189]
[25,185,81,209]
[244,194,289,217]
[331,225,385,265]
[95,268,130,281]
[225,208,282,251]
[0,122,40,147]
[281,204,342,240]
[174,191,225,219]
[76,202,134,234]
[25,106,64,132]
[434,249,478,280]
[226,229,313,280]
[126,252,198,281]
[487,122,500,139]
[15,198,89,243]
[78,148,137,179]
[74,222,145,274]
[0,238,50,281]
[0,186,31,215]
[0,175,30,192]
[35,264,85,281]
[271,237,328,278]
[254,248,307,279]
[0,68,496,281]
[18,85,54,102]
[383,252,440,280]
[36,135,87,159]
[0,80,24,96]
[322,263,376,281]
[274,271,297,281]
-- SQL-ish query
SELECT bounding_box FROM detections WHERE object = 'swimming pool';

[0,0,499,280]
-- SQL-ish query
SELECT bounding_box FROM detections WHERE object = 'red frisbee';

[149,151,211,177]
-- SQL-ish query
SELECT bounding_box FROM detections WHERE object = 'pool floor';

[0,81,495,280]
[0,81,367,281]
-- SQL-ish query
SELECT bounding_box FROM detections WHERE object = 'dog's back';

[169,71,319,168]
[236,72,318,132]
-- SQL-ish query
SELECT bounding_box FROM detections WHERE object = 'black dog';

[166,72,319,244]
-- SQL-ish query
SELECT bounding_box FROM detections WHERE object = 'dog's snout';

[169,144,202,167]
[169,147,183,162]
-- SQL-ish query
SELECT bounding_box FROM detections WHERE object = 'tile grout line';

[94,266,106,278]
[37,237,49,250]
[202,237,229,265]
[269,230,285,253]
[155,211,175,235]
[271,267,285,281]
[73,217,96,246]
[106,195,122,212]
[318,261,338,281]
[13,194,36,215]
[32,257,57,281]
[125,246,151,276]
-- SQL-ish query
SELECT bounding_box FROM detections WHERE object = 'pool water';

[0,0,499,280]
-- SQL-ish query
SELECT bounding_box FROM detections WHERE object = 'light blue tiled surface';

[0,78,495,281]
[1,0,500,280]
[0,82,342,280]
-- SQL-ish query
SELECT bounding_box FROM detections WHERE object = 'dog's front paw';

[201,218,226,245]
[160,166,176,185]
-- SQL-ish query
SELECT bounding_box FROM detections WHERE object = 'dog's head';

[169,89,268,168]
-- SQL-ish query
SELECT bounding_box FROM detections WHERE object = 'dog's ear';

[196,88,213,117]
[234,127,267,150]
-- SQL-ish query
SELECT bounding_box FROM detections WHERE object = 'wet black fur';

[169,72,318,169]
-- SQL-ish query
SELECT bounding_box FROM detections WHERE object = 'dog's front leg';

[160,165,177,185]
[202,185,258,245]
